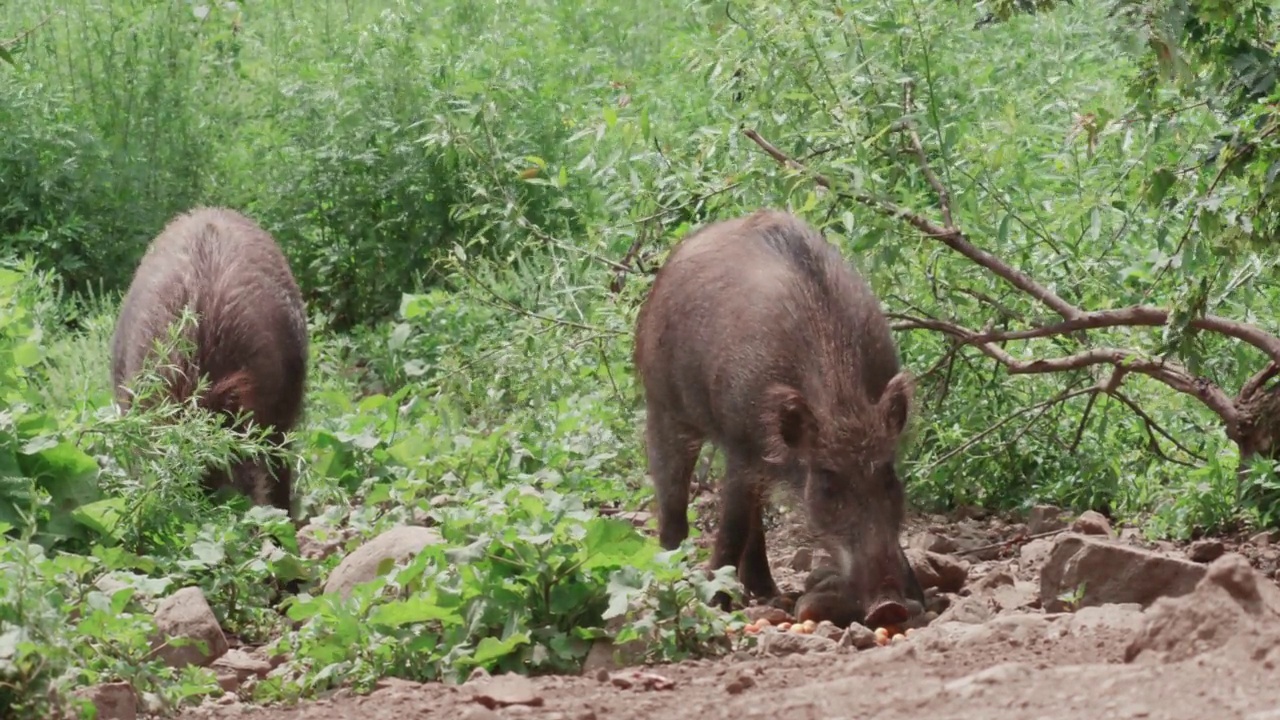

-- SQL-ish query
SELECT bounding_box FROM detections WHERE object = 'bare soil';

[178,489,1280,720]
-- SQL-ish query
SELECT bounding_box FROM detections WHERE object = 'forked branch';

[742,121,1280,447]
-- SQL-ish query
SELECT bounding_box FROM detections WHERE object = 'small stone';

[610,675,633,690]
[470,673,543,709]
[725,680,745,695]
[211,648,272,683]
[1187,539,1225,564]
[70,682,136,720]
[1071,511,1114,537]
[756,631,838,656]
[466,666,491,683]
[594,668,610,682]
[743,605,791,626]
[324,525,444,598]
[151,586,229,669]
[736,674,756,689]
[910,532,957,554]
[935,595,994,625]
[216,673,239,693]
[1028,505,1067,534]
[905,549,970,593]
[1250,531,1273,548]
[838,624,877,650]
[790,548,814,572]
[813,620,843,641]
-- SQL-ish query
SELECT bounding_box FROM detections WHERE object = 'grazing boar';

[632,208,924,628]
[110,207,308,517]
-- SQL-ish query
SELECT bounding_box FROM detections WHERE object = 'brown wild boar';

[110,207,308,517]
[632,209,924,628]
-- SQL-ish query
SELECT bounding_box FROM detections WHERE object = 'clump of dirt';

[1125,552,1280,665]
[162,501,1280,720]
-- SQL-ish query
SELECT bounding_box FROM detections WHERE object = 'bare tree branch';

[967,307,1280,367]
[888,313,1240,428]
[744,128,1080,319]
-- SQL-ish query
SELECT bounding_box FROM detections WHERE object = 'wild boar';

[633,208,924,627]
[110,207,308,517]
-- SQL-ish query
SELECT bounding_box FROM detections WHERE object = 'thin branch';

[1,13,54,50]
[966,307,1280,367]
[918,384,1095,472]
[890,314,1240,430]
[893,115,954,228]
[955,527,1069,557]
[744,127,1080,319]
[1110,389,1205,465]
[1241,362,1279,401]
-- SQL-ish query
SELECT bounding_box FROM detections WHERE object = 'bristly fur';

[110,206,308,516]
[633,207,920,617]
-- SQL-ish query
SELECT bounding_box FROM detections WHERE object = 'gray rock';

[151,587,228,668]
[323,525,444,598]
[1041,533,1206,612]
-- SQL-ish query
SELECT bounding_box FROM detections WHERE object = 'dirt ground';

[176,488,1280,720]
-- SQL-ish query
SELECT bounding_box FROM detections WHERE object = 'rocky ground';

[80,491,1280,720]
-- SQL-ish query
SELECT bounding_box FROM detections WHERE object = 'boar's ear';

[879,372,914,437]
[761,384,816,465]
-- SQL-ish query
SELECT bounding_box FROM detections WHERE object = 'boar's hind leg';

[645,411,701,551]
[710,459,778,609]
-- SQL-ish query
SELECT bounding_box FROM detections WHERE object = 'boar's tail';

[201,370,256,421]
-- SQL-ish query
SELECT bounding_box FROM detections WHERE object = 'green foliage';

[8,0,1280,714]
[0,259,103,549]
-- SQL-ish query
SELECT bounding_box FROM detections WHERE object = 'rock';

[1028,505,1066,534]
[1066,603,1145,638]
[744,605,791,626]
[725,673,756,695]
[943,662,1033,698]
[217,671,240,693]
[839,623,877,650]
[323,525,444,598]
[935,594,994,625]
[790,548,813,572]
[210,649,272,684]
[909,532,957,554]
[466,667,491,683]
[1250,530,1273,548]
[755,631,838,657]
[1187,539,1225,563]
[1125,553,1280,664]
[470,673,544,710]
[1071,510,1113,537]
[617,510,654,528]
[812,620,842,641]
[71,682,136,720]
[297,522,347,561]
[1040,533,1206,612]
[905,549,969,593]
[975,570,1039,612]
[151,587,228,668]
[580,634,647,676]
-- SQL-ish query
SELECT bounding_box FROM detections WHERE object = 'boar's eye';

[812,469,844,504]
